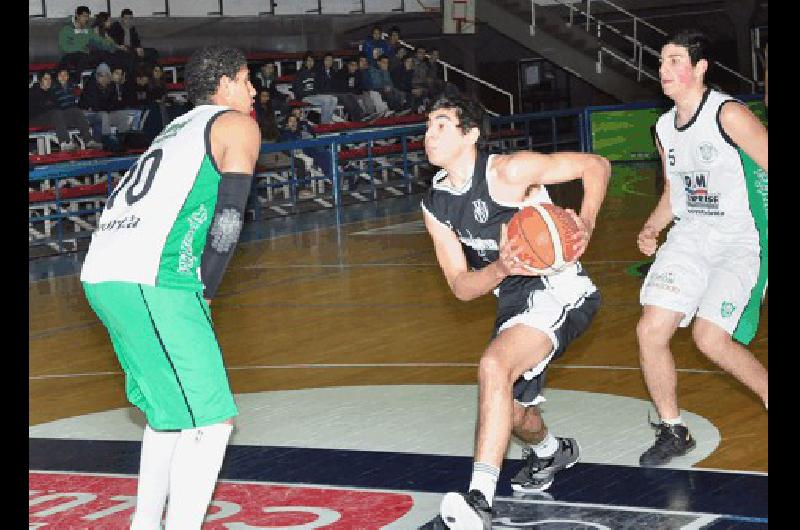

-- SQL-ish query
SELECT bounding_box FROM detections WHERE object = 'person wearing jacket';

[291,53,337,124]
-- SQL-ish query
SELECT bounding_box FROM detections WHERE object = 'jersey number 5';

[668,148,676,167]
[106,149,164,210]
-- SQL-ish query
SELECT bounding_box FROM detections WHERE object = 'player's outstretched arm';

[719,101,768,172]
[422,209,535,302]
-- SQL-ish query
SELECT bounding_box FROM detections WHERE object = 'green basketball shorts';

[82,281,238,430]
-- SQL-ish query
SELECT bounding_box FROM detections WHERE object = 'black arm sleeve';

[200,172,253,300]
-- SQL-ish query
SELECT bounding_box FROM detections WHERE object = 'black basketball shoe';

[639,421,696,466]
[510,437,580,493]
[440,489,492,529]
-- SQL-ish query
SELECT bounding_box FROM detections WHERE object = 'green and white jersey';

[655,88,767,242]
[81,104,232,290]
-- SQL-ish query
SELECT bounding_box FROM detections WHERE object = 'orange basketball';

[507,204,581,274]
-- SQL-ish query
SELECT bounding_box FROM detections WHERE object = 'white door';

[322,0,362,14]
[29,0,44,18]
[45,0,107,19]
[222,0,271,16]
[365,0,402,13]
[272,0,321,16]
[108,0,169,17]
[170,0,223,17]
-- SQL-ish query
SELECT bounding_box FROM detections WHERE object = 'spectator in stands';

[393,55,420,111]
[91,12,116,48]
[358,54,390,118]
[253,62,289,118]
[110,66,144,131]
[335,58,375,120]
[372,55,410,113]
[386,26,403,59]
[52,67,104,149]
[78,62,117,143]
[316,53,362,122]
[362,26,388,67]
[30,71,101,152]
[255,89,280,141]
[426,48,449,95]
[411,46,432,104]
[389,46,408,73]
[130,64,163,141]
[292,53,338,124]
[109,8,159,67]
[58,6,123,77]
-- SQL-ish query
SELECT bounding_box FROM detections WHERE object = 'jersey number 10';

[106,149,164,210]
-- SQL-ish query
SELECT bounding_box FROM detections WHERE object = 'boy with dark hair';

[635,30,768,466]
[421,94,609,529]
[81,45,260,529]
[292,52,338,124]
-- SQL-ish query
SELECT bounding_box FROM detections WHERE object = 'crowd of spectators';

[37,12,457,164]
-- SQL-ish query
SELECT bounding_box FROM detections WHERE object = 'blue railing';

[28,107,585,254]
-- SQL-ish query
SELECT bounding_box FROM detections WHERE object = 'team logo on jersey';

[682,171,720,213]
[721,301,736,318]
[697,142,718,164]
[473,199,489,224]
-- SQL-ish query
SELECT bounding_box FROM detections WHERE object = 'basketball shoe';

[440,490,492,529]
[639,421,696,466]
[510,437,580,493]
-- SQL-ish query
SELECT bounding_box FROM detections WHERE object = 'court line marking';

[498,497,767,525]
[30,362,733,381]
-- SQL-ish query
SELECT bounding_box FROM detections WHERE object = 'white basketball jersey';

[81,105,232,288]
[655,88,759,239]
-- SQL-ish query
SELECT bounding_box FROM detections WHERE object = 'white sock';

[164,422,233,529]
[130,425,180,530]
[468,462,500,507]
[662,416,683,426]
[530,431,559,458]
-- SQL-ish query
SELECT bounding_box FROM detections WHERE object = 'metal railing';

[29,108,588,254]
[532,0,757,92]
[386,37,515,116]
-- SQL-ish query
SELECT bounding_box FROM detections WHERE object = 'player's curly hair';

[665,30,712,66]
[185,46,247,105]
[428,92,490,143]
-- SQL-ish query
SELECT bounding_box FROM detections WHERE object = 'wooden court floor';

[29,162,768,473]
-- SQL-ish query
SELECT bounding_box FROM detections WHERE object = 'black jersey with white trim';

[421,151,597,300]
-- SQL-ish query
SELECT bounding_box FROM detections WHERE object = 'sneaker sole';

[440,492,486,530]
[510,439,581,493]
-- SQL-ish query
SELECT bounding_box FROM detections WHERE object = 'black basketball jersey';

[421,151,596,301]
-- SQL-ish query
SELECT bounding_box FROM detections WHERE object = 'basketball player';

[636,31,768,466]
[421,94,610,529]
[80,46,260,528]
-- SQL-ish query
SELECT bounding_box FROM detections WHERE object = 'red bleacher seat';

[288,100,311,108]
[276,74,295,83]
[29,126,50,133]
[30,63,58,72]
[338,140,424,161]
[312,114,425,135]
[29,148,146,166]
[157,56,189,66]
[29,182,109,204]
[165,82,185,91]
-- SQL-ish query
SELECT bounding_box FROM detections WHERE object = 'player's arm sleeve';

[200,172,253,299]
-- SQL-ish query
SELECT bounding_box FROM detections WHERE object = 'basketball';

[507,203,581,274]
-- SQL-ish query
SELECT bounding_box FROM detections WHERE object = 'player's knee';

[478,354,513,385]
[636,315,671,348]
[692,320,729,358]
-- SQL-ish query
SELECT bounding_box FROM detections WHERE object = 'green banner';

[590,99,768,161]
[590,107,663,161]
